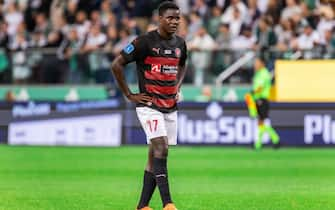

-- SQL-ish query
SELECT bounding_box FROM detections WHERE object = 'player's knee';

[153,144,168,158]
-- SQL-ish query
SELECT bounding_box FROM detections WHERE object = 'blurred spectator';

[321,29,335,58]
[75,10,91,40]
[291,23,321,58]
[175,0,191,15]
[29,31,47,48]
[281,0,302,20]
[214,23,232,74]
[187,11,203,41]
[255,16,277,51]
[316,5,334,43]
[0,0,333,85]
[192,0,210,18]
[188,26,217,86]
[275,19,295,52]
[4,2,23,36]
[112,27,137,83]
[177,15,188,38]
[58,28,84,83]
[246,0,261,27]
[33,13,51,35]
[216,23,231,49]
[0,21,10,83]
[64,0,78,24]
[207,6,223,38]
[221,0,248,23]
[225,6,244,38]
[231,25,256,50]
[90,10,101,26]
[264,0,283,25]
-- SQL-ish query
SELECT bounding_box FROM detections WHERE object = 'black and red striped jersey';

[120,30,187,113]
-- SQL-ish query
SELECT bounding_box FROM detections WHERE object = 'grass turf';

[0,146,334,210]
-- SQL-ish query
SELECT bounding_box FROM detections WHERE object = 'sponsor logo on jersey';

[151,64,161,73]
[164,49,172,54]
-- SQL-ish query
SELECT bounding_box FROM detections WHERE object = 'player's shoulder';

[175,34,186,43]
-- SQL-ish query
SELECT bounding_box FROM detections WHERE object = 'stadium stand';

[0,0,334,86]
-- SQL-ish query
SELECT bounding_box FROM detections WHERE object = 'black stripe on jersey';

[147,92,176,99]
[145,79,177,87]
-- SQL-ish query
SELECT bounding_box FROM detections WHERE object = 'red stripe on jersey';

[144,56,179,66]
[144,71,177,81]
[145,84,177,95]
[153,98,176,108]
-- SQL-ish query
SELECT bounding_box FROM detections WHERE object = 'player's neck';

[157,28,174,40]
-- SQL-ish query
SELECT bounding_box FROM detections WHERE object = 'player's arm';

[176,41,188,90]
[111,40,152,104]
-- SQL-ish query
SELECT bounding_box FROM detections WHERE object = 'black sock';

[137,170,156,209]
[153,158,172,206]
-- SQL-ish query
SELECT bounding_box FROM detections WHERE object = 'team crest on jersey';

[123,43,134,54]
[175,48,181,58]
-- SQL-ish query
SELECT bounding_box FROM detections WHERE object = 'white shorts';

[136,107,177,145]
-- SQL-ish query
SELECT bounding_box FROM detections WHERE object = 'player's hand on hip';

[128,93,153,105]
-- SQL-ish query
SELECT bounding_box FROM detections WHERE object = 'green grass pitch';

[0,145,335,210]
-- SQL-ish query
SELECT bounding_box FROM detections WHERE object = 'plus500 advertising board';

[126,102,335,146]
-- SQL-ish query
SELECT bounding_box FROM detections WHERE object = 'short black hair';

[158,1,179,16]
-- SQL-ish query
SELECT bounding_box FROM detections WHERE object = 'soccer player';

[111,2,187,210]
[252,57,280,149]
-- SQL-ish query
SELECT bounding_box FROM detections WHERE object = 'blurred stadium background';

[1,0,335,209]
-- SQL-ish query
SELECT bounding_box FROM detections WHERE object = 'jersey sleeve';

[120,36,147,64]
[179,41,187,67]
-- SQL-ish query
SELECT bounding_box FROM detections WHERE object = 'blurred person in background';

[254,16,277,69]
[231,24,256,82]
[264,0,284,25]
[111,2,187,209]
[33,12,51,36]
[90,10,101,26]
[214,23,232,76]
[316,5,334,43]
[207,6,223,38]
[255,16,277,52]
[75,10,91,41]
[246,0,261,27]
[58,27,84,83]
[188,26,216,86]
[221,0,248,23]
[81,23,107,83]
[4,2,23,36]
[252,57,280,150]
[291,22,321,58]
[320,28,335,58]
[112,27,137,83]
[0,21,10,83]
[9,22,30,84]
[281,0,302,21]
[224,6,244,38]
[186,11,203,41]
[64,0,78,24]
[275,18,295,52]
[192,0,210,19]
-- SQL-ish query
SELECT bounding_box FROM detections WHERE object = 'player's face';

[160,9,180,34]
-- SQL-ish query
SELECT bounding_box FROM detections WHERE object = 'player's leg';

[255,99,267,149]
[136,107,176,209]
[151,137,173,207]
[255,119,265,149]
[255,99,280,149]
[262,100,280,145]
[137,144,156,210]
